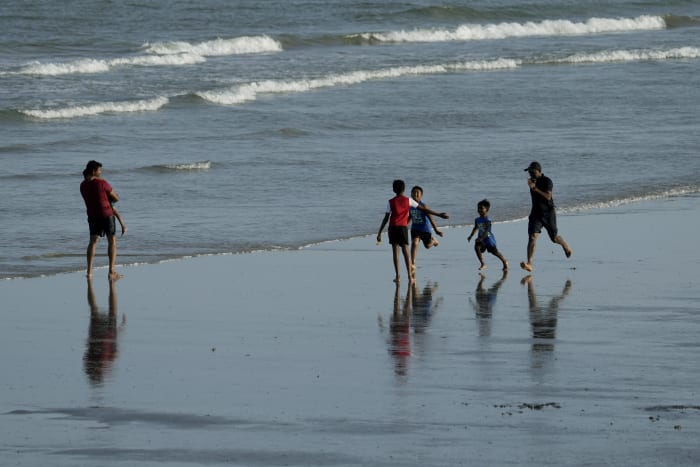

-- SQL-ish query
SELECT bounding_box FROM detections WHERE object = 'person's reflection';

[469,271,508,337]
[388,284,412,377]
[411,281,442,335]
[84,277,126,386]
[521,275,571,356]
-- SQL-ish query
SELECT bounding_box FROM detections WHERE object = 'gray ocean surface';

[1,0,699,279]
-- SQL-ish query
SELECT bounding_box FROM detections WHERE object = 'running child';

[467,199,508,270]
[377,180,449,284]
[409,185,443,275]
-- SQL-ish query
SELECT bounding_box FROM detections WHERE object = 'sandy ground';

[1,195,699,467]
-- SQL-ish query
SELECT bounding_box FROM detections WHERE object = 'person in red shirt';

[80,160,122,279]
[377,180,449,284]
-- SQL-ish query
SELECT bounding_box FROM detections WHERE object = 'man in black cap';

[520,161,572,272]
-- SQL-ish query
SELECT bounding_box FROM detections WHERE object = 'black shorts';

[528,211,558,241]
[411,230,433,248]
[388,225,409,246]
[88,216,116,237]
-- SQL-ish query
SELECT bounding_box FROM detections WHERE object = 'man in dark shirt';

[520,161,572,272]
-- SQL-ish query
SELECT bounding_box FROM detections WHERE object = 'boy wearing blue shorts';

[409,186,443,275]
[467,199,508,270]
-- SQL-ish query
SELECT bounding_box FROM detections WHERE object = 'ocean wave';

[554,46,700,64]
[350,15,665,44]
[143,35,282,56]
[158,161,212,171]
[15,35,279,77]
[663,14,700,29]
[197,58,520,105]
[20,97,169,119]
[17,53,206,76]
[560,186,700,214]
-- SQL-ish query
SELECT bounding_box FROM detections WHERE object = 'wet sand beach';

[1,195,699,466]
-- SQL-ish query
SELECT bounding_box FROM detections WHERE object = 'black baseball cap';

[524,161,541,172]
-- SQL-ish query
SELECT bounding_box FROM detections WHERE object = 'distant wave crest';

[556,46,700,64]
[143,35,282,56]
[16,35,280,77]
[561,186,700,214]
[352,15,666,44]
[159,161,211,171]
[21,97,169,119]
[18,53,206,76]
[197,58,520,105]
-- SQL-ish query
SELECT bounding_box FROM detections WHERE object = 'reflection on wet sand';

[380,282,442,378]
[469,271,508,337]
[84,278,126,386]
[388,285,412,377]
[411,281,441,335]
[521,275,572,357]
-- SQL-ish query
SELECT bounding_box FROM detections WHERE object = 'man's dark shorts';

[388,225,409,246]
[411,230,433,248]
[88,216,116,237]
[528,211,558,241]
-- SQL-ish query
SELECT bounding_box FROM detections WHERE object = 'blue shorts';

[88,216,116,237]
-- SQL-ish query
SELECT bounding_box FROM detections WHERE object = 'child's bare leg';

[475,244,486,270]
[402,244,415,285]
[495,251,509,270]
[410,238,419,268]
[392,245,401,282]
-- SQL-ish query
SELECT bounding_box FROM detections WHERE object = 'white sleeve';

[386,202,391,213]
[408,198,419,208]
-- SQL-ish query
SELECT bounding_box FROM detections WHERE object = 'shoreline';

[1,194,699,466]
[3,189,699,281]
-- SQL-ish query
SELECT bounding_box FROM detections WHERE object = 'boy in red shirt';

[377,180,449,284]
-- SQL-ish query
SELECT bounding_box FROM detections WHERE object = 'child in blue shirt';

[467,199,508,271]
[409,186,443,276]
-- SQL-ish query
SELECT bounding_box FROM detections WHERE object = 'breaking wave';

[350,15,666,44]
[554,46,700,64]
[197,58,520,105]
[20,97,169,119]
[15,35,281,77]
[142,35,282,56]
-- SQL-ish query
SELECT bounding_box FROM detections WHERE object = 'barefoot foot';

[520,261,533,272]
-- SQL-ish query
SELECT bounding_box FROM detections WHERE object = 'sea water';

[1,0,699,279]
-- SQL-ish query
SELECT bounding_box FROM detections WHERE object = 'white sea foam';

[19,59,111,75]
[143,35,282,56]
[357,15,666,43]
[162,161,212,170]
[21,97,169,119]
[197,58,520,105]
[18,53,206,76]
[560,187,700,214]
[556,46,700,64]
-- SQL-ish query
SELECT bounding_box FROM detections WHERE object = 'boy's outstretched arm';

[418,204,449,219]
[426,211,443,237]
[377,213,390,242]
